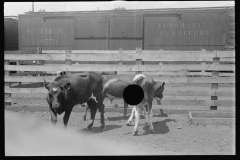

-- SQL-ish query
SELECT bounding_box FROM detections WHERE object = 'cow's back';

[53,72,103,105]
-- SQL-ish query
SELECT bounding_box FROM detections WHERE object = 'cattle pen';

[4,4,235,155]
[4,48,235,115]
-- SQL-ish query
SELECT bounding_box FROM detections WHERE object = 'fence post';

[36,47,42,76]
[16,61,22,85]
[210,50,219,110]
[5,60,11,108]
[65,50,72,74]
[201,49,206,76]
[119,48,123,65]
[136,48,142,74]
[116,48,124,109]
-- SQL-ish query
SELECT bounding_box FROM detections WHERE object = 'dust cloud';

[5,110,148,156]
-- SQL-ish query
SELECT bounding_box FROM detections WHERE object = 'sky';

[4,1,235,17]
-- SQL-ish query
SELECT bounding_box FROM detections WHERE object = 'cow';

[44,72,106,130]
[83,74,164,125]
[126,74,165,136]
[82,74,135,121]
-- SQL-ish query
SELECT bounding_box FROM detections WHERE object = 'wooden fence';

[4,48,235,113]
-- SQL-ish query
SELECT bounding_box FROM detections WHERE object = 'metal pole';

[32,2,34,12]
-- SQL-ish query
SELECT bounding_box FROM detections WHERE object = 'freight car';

[17,6,235,51]
[4,17,19,51]
[4,17,19,73]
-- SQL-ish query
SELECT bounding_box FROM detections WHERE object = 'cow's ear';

[44,79,50,90]
[62,82,71,90]
[162,82,165,87]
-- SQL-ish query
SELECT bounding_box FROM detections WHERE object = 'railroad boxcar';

[17,6,234,51]
[4,17,19,51]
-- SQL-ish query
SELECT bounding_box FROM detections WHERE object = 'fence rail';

[4,49,235,112]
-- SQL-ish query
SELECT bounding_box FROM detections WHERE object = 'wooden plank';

[216,51,235,58]
[4,75,235,84]
[7,104,235,115]
[216,90,235,97]
[229,15,235,22]
[42,50,234,58]
[229,31,235,39]
[6,85,215,93]
[4,53,215,62]
[217,96,235,101]
[5,86,215,96]
[43,50,215,55]
[5,97,214,107]
[11,93,225,101]
[11,93,47,98]
[5,63,235,72]
[214,100,235,107]
[219,73,235,77]
[5,97,48,106]
[5,87,47,94]
[4,54,66,61]
[219,58,235,63]
[10,93,220,101]
[118,71,222,77]
[164,90,215,96]
[229,22,235,30]
[117,71,216,77]
[215,64,235,71]
[4,50,37,54]
[189,111,235,125]
[4,51,234,62]
[5,76,56,83]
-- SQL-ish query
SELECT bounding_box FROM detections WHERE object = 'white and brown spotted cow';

[126,74,165,136]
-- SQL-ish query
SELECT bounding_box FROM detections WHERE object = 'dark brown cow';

[44,72,106,130]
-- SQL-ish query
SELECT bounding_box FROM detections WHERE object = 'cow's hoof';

[87,124,92,130]
[100,124,106,131]
[145,123,150,127]
[126,122,131,126]
[150,130,154,134]
[133,131,138,136]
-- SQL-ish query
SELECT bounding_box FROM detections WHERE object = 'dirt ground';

[5,108,235,155]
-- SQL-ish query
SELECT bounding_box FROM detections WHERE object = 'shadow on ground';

[77,124,122,136]
[106,114,161,121]
[140,119,176,136]
[106,115,128,121]
[153,113,168,118]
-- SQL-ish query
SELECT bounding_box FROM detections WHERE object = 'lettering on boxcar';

[32,39,58,45]
[155,22,213,37]
[27,28,63,45]
[27,28,64,35]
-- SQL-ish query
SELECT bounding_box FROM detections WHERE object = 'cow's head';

[44,79,71,111]
[154,81,165,101]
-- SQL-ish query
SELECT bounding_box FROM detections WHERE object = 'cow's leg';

[144,107,149,127]
[83,106,89,121]
[126,106,135,126]
[63,107,73,129]
[133,106,140,136]
[148,102,154,134]
[98,103,106,131]
[87,99,97,129]
[123,100,128,119]
[49,107,57,125]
